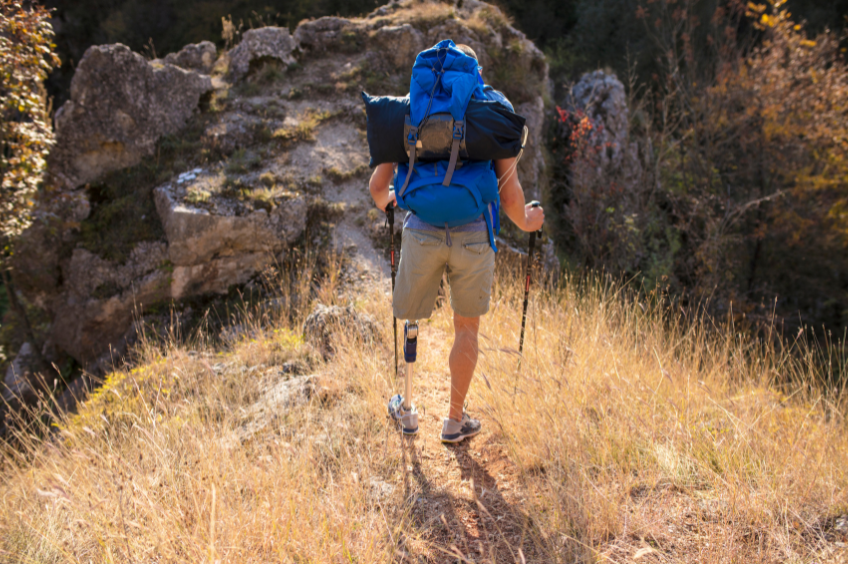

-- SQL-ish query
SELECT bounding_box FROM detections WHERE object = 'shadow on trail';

[398,434,544,563]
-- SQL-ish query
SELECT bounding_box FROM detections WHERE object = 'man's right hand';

[378,190,397,212]
[524,202,544,232]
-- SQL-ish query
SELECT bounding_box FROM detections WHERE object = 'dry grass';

[467,5,513,36]
[476,274,848,562]
[1,264,847,563]
[396,2,457,33]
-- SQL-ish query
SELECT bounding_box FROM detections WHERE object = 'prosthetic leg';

[388,321,420,435]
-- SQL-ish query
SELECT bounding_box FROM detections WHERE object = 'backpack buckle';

[452,121,464,140]
[407,125,419,146]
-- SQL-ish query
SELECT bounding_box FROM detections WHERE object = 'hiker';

[369,43,545,444]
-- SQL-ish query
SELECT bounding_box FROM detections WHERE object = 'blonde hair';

[455,44,478,61]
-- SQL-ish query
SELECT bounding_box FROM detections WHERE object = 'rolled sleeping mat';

[361,92,527,167]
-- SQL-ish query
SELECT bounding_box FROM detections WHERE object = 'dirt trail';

[376,310,541,563]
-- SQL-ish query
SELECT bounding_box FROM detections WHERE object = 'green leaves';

[0,1,59,241]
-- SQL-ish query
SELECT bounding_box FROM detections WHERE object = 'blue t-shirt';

[402,86,514,233]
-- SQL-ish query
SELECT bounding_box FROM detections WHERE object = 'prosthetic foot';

[387,321,419,435]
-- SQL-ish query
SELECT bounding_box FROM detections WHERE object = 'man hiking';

[369,43,545,444]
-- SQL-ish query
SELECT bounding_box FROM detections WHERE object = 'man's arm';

[369,163,396,211]
[496,158,544,232]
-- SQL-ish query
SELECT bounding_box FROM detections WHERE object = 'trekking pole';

[518,201,542,358]
[386,202,397,378]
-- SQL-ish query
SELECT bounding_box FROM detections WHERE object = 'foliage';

[507,0,847,99]
[553,0,848,333]
[0,1,60,243]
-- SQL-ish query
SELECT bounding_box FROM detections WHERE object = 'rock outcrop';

[48,44,213,190]
[228,27,296,81]
[561,70,641,186]
[2,343,36,403]
[293,17,360,54]
[162,41,218,74]
[46,241,171,362]
[368,24,425,70]
[154,168,308,300]
[154,178,306,267]
[13,0,551,378]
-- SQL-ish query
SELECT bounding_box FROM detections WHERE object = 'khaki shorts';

[393,228,496,320]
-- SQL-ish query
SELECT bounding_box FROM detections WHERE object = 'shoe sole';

[440,427,481,444]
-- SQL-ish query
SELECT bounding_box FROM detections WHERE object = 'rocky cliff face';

[9,0,549,387]
[48,44,214,190]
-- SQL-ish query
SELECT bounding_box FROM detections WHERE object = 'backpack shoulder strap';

[398,116,419,197]
[442,119,464,186]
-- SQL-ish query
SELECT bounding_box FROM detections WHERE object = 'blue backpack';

[394,40,501,251]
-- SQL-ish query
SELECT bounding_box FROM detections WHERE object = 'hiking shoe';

[440,413,481,444]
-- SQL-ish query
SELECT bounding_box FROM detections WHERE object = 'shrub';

[555,0,848,333]
[0,2,60,243]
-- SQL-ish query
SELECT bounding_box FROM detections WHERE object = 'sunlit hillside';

[2,260,847,563]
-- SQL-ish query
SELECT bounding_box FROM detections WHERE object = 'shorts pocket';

[409,230,443,247]
[463,241,490,255]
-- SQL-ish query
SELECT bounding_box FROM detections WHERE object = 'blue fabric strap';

[484,205,497,252]
[399,123,419,198]
[442,120,464,187]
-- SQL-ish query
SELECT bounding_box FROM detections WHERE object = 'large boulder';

[170,254,273,300]
[48,44,213,190]
[563,70,637,175]
[228,27,297,82]
[61,243,169,300]
[12,189,90,305]
[49,243,171,363]
[153,167,308,301]
[153,170,307,267]
[162,40,218,74]
[368,24,425,71]
[293,17,361,54]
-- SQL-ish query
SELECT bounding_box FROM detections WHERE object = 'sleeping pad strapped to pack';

[361,93,527,167]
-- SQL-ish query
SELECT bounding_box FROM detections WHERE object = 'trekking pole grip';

[529,200,542,235]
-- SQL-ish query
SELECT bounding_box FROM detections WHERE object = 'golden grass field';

[1,259,847,563]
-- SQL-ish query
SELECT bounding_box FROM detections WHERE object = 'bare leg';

[449,312,480,421]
